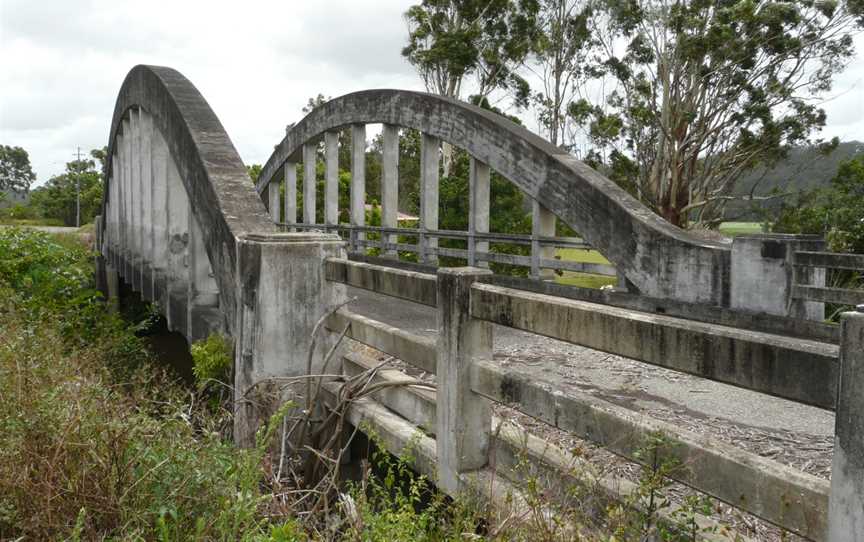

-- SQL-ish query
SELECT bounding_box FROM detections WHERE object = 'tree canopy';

[0,145,36,193]
[573,0,862,228]
[30,149,104,226]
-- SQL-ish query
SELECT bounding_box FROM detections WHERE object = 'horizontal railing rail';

[792,249,864,307]
[298,222,618,276]
[794,250,864,271]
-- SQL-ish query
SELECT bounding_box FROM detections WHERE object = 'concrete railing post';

[730,234,825,320]
[436,267,493,494]
[234,232,347,448]
[827,305,864,541]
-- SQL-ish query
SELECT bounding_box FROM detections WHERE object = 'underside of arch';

[257,90,730,305]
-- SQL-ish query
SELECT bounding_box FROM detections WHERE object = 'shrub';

[191,333,234,388]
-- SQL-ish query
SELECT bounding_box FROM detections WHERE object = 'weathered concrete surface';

[340,349,749,542]
[326,309,437,374]
[233,232,347,446]
[827,309,864,542]
[436,267,493,493]
[102,65,275,332]
[470,283,839,409]
[485,273,840,343]
[256,89,730,305]
[344,285,834,438]
[731,234,825,320]
[471,356,830,540]
[325,258,437,307]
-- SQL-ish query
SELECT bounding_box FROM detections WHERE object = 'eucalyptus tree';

[572,0,863,228]
[528,0,594,148]
[402,0,542,173]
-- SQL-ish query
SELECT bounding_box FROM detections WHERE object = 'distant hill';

[726,140,863,220]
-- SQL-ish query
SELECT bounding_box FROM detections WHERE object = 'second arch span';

[256,89,731,305]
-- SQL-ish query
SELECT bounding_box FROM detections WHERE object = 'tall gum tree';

[402,0,541,174]
[574,0,864,228]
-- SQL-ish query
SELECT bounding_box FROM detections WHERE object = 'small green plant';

[191,333,233,388]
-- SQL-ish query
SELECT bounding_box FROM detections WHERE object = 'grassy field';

[554,248,618,289]
[718,221,767,236]
[554,221,768,289]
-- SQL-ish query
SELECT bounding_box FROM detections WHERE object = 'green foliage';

[402,0,540,99]
[0,228,291,541]
[343,428,482,541]
[0,144,36,192]
[575,1,861,227]
[191,333,234,388]
[247,164,263,185]
[530,0,594,147]
[773,154,864,254]
[30,148,104,226]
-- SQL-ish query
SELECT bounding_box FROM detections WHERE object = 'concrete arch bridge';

[96,66,864,542]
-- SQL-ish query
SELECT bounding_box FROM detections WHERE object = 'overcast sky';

[1,0,862,186]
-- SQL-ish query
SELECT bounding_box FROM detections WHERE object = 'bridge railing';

[322,257,862,541]
[284,222,618,278]
[792,250,864,307]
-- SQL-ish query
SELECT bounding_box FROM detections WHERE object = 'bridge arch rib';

[100,65,276,336]
[256,90,731,305]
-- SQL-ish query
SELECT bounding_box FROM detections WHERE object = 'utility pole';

[74,147,82,227]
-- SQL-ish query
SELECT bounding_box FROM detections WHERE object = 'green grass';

[0,217,65,227]
[718,221,767,236]
[554,248,618,289]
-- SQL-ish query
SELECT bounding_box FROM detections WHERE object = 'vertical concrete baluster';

[164,154,189,333]
[351,124,366,252]
[381,124,399,257]
[130,109,142,290]
[303,143,317,225]
[469,158,490,268]
[110,152,121,272]
[268,179,282,224]
[436,267,493,494]
[187,206,220,340]
[150,125,169,305]
[827,306,864,541]
[139,110,154,300]
[325,131,339,226]
[531,201,556,280]
[123,119,134,281]
[420,134,439,264]
[284,161,298,228]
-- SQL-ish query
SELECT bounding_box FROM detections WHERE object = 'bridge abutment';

[233,232,347,447]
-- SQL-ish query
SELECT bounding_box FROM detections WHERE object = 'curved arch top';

[257,89,730,304]
[101,65,276,324]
